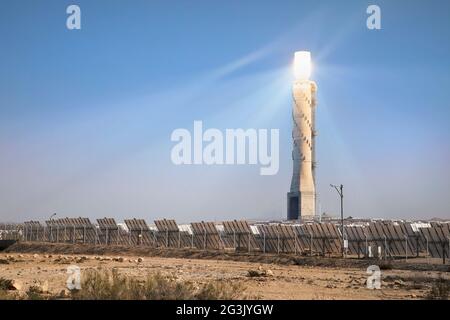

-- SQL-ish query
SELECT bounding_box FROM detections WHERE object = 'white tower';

[287,51,317,220]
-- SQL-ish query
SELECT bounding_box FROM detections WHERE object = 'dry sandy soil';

[1,243,449,300]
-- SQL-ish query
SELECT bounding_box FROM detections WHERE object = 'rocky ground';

[0,243,449,299]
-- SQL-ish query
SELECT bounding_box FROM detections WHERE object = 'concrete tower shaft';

[287,79,317,220]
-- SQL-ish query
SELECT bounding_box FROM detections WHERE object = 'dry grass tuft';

[377,260,393,270]
[0,278,14,290]
[426,277,450,300]
[25,285,45,300]
[70,269,247,300]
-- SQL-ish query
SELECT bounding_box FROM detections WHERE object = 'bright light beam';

[294,51,312,80]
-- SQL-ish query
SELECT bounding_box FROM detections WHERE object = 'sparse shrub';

[0,290,15,300]
[70,269,246,300]
[26,285,45,300]
[195,281,245,300]
[141,273,195,300]
[0,278,20,300]
[247,270,261,277]
[408,281,426,290]
[0,278,13,290]
[426,277,450,300]
[71,269,125,300]
[378,260,393,270]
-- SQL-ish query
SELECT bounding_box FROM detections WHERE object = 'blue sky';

[0,0,449,222]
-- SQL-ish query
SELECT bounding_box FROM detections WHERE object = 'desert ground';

[1,243,449,300]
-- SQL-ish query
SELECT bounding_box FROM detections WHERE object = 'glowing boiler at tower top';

[294,51,312,80]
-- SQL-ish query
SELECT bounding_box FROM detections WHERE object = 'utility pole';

[330,184,344,257]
